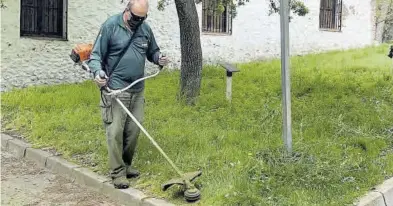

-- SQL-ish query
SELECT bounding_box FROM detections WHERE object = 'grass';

[2,44,393,206]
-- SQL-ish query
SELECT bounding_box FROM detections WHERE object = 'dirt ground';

[1,149,123,206]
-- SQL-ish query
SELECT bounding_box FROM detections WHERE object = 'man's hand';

[158,53,169,67]
[94,72,107,87]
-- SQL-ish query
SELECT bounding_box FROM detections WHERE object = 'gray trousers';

[100,89,144,179]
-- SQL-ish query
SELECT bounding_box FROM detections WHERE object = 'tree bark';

[174,0,203,105]
[382,0,393,42]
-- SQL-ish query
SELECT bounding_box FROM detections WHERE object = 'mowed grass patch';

[2,44,393,205]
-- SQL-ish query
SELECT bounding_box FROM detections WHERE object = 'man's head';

[124,0,148,31]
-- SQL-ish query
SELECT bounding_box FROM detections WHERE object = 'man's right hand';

[94,73,107,87]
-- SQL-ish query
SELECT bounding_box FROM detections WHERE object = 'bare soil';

[1,149,123,206]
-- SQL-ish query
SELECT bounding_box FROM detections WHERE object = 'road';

[1,149,122,206]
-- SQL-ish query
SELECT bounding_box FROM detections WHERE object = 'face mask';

[126,10,146,31]
[127,19,143,31]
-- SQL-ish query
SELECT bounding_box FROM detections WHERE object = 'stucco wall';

[0,0,123,91]
[1,0,376,91]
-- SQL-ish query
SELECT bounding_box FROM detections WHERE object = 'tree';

[157,0,309,105]
[170,0,203,105]
[375,0,393,42]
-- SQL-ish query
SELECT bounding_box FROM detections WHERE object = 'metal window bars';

[319,0,343,31]
[202,0,232,34]
[20,0,64,37]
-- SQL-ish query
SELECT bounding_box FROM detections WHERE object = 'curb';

[4,132,392,206]
[353,177,393,206]
[1,133,175,206]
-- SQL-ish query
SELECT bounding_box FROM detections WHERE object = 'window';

[201,0,232,35]
[319,0,343,31]
[20,0,67,39]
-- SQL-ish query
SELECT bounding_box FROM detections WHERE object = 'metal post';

[280,0,292,153]
[226,71,232,102]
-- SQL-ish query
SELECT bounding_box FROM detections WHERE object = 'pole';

[226,71,232,102]
[279,0,292,153]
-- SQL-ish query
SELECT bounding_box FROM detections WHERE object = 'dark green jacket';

[87,12,160,91]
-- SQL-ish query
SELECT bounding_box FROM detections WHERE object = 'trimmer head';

[162,171,202,202]
[184,187,201,202]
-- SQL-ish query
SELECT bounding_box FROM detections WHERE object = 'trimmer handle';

[99,70,107,79]
[81,62,91,72]
[159,53,166,70]
[98,70,110,92]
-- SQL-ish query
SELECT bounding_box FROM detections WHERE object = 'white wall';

[0,0,377,91]
[199,0,376,62]
[0,0,124,91]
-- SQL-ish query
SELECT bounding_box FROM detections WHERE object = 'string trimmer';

[70,43,202,202]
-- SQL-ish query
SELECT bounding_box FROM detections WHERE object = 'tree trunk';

[382,0,393,42]
[174,0,203,105]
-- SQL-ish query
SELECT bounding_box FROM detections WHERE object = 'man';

[87,0,169,189]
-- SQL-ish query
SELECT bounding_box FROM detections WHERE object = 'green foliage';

[268,0,309,21]
[1,0,7,8]
[376,0,393,23]
[289,0,309,16]
[157,0,308,19]
[2,44,393,205]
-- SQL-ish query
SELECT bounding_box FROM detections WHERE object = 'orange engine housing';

[70,43,93,63]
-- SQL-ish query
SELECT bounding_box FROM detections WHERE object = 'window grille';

[20,0,67,39]
[319,0,343,31]
[202,0,232,34]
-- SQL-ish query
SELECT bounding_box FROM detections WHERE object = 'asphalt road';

[1,149,122,206]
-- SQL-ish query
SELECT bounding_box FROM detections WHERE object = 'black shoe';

[126,167,140,178]
[113,176,129,189]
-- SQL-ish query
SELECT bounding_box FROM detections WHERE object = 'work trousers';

[100,89,144,179]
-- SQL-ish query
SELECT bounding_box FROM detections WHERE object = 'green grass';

[2,44,393,206]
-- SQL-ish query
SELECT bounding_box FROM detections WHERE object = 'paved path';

[1,149,122,206]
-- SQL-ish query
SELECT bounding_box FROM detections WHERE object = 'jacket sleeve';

[87,23,111,77]
[146,27,160,65]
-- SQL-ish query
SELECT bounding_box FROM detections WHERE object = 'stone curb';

[46,155,81,181]
[1,133,175,206]
[25,147,54,167]
[1,134,13,149]
[356,191,386,206]
[374,177,393,206]
[354,176,393,206]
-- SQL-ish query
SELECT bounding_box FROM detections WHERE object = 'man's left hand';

[158,54,169,67]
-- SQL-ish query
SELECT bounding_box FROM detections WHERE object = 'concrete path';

[1,148,122,206]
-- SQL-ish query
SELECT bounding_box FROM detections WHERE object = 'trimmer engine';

[70,43,93,72]
[70,43,93,63]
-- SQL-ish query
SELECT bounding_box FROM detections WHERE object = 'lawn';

[2,44,393,206]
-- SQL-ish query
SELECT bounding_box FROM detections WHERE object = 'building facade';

[0,0,378,91]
